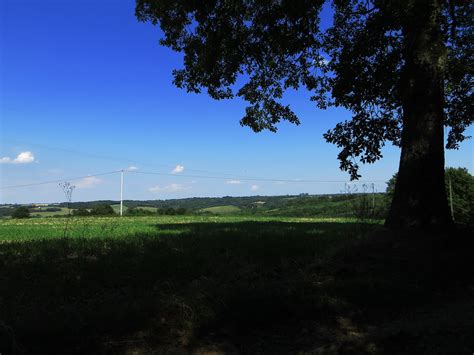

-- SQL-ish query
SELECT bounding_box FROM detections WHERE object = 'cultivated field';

[1,216,473,354]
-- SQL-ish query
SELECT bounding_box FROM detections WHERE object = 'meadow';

[1,215,473,354]
[0,215,359,241]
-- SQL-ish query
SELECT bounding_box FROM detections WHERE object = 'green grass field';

[0,215,359,241]
[1,216,473,354]
[198,205,242,214]
[28,207,70,217]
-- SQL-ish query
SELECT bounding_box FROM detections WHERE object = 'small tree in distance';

[72,208,91,216]
[12,206,30,219]
[90,204,116,216]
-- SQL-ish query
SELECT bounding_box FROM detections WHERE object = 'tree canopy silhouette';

[136,0,473,229]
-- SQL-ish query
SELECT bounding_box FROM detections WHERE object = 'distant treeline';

[0,206,61,217]
[59,194,357,212]
[73,204,188,217]
[3,168,473,224]
[61,194,389,218]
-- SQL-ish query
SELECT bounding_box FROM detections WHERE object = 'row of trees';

[9,205,188,218]
[72,204,116,216]
[73,206,188,216]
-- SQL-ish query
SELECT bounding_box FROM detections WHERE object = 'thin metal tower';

[120,169,124,217]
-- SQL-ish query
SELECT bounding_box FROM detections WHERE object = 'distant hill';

[1,193,389,219]
[63,193,387,217]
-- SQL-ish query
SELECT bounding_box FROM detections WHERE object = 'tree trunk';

[385,0,453,229]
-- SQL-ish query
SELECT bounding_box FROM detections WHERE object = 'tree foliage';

[72,208,91,216]
[386,167,474,224]
[90,204,116,216]
[136,0,472,179]
[12,206,30,219]
[445,167,474,224]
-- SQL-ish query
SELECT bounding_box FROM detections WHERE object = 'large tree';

[136,0,473,229]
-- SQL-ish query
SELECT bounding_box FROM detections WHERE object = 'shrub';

[12,206,30,219]
[72,208,91,216]
[90,204,115,216]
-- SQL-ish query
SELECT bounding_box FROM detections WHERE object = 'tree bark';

[385,0,453,229]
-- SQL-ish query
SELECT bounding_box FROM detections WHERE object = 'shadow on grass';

[1,221,473,354]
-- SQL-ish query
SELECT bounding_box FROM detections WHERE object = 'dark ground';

[1,221,473,354]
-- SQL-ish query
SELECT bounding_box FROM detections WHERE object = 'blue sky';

[1,0,472,204]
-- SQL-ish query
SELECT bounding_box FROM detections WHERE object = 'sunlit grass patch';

[0,215,369,242]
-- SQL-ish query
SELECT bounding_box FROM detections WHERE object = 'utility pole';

[120,169,124,217]
[448,173,454,221]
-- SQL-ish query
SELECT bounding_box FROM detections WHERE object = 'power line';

[1,139,387,191]
[0,168,385,191]
[2,138,389,184]
[2,138,256,179]
[0,171,120,190]
[129,170,386,184]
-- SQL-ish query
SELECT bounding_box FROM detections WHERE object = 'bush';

[72,208,90,216]
[90,204,115,216]
[12,206,30,219]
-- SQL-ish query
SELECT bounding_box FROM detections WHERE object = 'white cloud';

[251,184,259,192]
[127,166,138,171]
[16,151,35,163]
[149,183,190,193]
[226,180,242,184]
[171,165,185,174]
[0,151,35,164]
[76,176,103,189]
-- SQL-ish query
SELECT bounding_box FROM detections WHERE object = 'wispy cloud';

[0,151,35,164]
[76,176,103,189]
[250,184,259,192]
[149,183,190,193]
[171,165,185,174]
[226,180,242,184]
